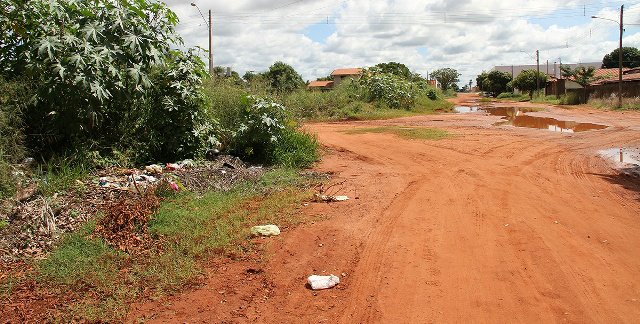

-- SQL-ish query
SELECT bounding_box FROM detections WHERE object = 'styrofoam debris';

[250,225,281,236]
[308,274,340,290]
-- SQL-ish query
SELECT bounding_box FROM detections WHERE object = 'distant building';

[330,68,363,87]
[307,80,334,91]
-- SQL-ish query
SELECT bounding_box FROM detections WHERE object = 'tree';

[512,69,549,98]
[431,68,461,90]
[476,71,489,92]
[263,61,304,93]
[373,62,422,81]
[602,47,640,68]
[560,65,596,87]
[559,65,597,104]
[477,70,511,97]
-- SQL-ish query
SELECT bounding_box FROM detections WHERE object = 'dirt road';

[136,94,640,323]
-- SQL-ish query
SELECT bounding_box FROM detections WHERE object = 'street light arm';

[191,2,209,27]
[591,15,620,25]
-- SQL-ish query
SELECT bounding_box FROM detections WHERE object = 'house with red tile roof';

[330,68,363,87]
[307,80,334,91]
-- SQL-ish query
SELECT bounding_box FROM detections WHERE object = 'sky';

[165,0,640,87]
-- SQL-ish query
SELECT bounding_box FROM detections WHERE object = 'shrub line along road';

[136,93,640,323]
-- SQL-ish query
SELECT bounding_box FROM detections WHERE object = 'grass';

[25,168,323,322]
[36,157,91,197]
[343,126,453,140]
[589,96,640,111]
[321,98,454,121]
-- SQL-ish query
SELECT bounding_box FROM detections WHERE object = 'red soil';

[133,94,640,323]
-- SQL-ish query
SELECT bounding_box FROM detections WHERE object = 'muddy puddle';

[599,148,640,166]
[485,107,607,133]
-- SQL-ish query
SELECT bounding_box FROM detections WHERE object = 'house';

[330,68,363,87]
[307,80,334,91]
[586,67,640,99]
[492,62,601,80]
[545,68,629,97]
[308,68,363,91]
[425,79,439,88]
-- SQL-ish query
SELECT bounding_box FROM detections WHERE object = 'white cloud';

[167,0,640,85]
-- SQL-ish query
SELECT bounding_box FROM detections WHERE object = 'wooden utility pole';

[536,50,540,95]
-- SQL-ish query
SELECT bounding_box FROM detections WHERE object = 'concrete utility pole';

[209,9,213,76]
[618,5,623,108]
[591,5,624,108]
[191,3,213,76]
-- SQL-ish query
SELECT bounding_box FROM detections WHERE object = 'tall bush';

[130,51,217,163]
[222,96,318,167]
[358,68,437,110]
[1,0,213,163]
[0,77,30,197]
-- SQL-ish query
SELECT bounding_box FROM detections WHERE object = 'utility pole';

[191,3,213,76]
[618,5,623,108]
[536,50,540,96]
[591,5,624,107]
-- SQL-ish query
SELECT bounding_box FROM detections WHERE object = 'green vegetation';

[477,70,512,97]
[1,0,216,163]
[589,96,640,110]
[511,70,549,99]
[431,67,461,90]
[343,126,452,140]
[602,47,640,68]
[496,92,528,101]
[36,169,322,321]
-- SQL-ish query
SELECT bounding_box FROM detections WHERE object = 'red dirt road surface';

[135,94,640,323]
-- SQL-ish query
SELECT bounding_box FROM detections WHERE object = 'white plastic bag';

[307,274,340,290]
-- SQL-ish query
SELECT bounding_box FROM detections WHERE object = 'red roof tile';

[331,68,362,76]
[308,80,334,87]
[591,72,640,85]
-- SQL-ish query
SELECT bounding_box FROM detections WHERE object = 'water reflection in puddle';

[599,148,640,165]
[485,107,608,133]
[454,106,479,113]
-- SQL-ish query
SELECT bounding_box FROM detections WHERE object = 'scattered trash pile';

[247,177,351,292]
[0,155,265,262]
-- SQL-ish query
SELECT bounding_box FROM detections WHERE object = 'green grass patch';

[343,126,452,140]
[322,99,454,121]
[29,168,323,322]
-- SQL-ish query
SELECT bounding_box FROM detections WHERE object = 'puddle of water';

[484,107,608,133]
[454,106,479,113]
[599,148,640,166]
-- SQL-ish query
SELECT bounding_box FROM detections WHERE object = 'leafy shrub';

[1,0,212,164]
[223,96,318,167]
[559,93,580,105]
[426,88,438,100]
[270,128,319,168]
[129,51,217,164]
[0,77,32,197]
[359,70,416,109]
